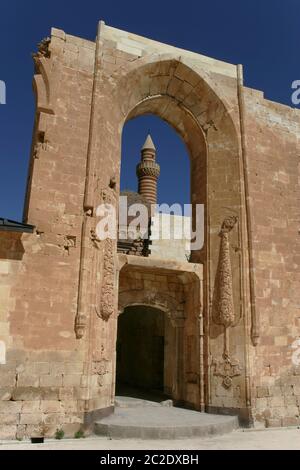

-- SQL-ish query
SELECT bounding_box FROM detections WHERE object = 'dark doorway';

[116,306,166,398]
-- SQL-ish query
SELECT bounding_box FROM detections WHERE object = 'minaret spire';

[136,134,160,205]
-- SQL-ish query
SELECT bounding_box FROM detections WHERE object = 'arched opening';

[121,115,191,208]
[119,113,193,261]
[104,56,242,413]
[116,305,174,401]
[119,104,206,262]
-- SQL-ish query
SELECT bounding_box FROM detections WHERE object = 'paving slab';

[1,428,300,450]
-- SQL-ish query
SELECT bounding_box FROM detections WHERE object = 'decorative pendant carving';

[212,215,238,329]
[96,187,117,322]
[97,237,115,321]
[74,213,94,340]
[212,216,241,388]
[75,313,87,340]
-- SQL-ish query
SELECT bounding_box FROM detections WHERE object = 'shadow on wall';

[0,233,25,260]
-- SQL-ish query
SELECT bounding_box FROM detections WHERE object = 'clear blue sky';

[0,0,299,221]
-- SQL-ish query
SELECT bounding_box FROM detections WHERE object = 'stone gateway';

[0,21,300,440]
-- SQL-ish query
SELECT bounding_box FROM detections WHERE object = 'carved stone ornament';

[32,37,51,59]
[212,355,242,389]
[212,216,241,389]
[96,187,117,322]
[97,238,115,321]
[75,313,87,340]
[92,360,110,387]
[212,215,238,328]
[100,188,116,206]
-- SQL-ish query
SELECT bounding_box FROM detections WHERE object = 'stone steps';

[94,399,238,439]
[115,396,172,408]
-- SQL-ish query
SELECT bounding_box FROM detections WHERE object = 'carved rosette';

[92,360,110,387]
[212,356,242,389]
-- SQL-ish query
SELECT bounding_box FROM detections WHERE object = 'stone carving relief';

[212,216,242,388]
[32,36,54,115]
[33,131,48,159]
[95,187,117,322]
[97,237,115,321]
[92,359,110,387]
[75,313,87,340]
[75,184,117,338]
[212,356,242,389]
[118,289,183,320]
[75,215,93,340]
[212,216,237,330]
[34,37,51,59]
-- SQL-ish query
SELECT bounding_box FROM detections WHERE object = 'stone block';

[0,372,16,387]
[17,375,40,387]
[40,400,63,413]
[0,387,12,400]
[63,375,82,387]
[281,416,300,427]
[19,412,44,425]
[51,28,66,41]
[266,418,282,428]
[43,413,65,425]
[11,387,43,401]
[25,424,48,438]
[40,375,63,387]
[0,413,20,425]
[41,387,60,400]
[0,425,17,440]
[256,386,269,398]
[255,398,268,410]
[268,396,285,407]
[21,401,41,413]
[0,401,22,413]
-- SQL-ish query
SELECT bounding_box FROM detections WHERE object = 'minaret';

[136,134,160,205]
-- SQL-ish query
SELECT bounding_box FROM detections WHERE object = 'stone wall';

[91,22,248,421]
[244,90,300,426]
[0,22,299,439]
[149,214,191,261]
[0,31,96,440]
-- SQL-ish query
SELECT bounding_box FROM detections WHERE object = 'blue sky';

[0,0,299,221]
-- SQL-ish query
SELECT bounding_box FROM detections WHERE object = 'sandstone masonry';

[0,22,299,439]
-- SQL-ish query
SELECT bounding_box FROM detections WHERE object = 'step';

[115,396,173,408]
[94,406,238,440]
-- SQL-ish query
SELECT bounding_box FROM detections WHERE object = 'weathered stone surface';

[0,22,299,438]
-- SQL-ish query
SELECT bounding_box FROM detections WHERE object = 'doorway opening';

[116,305,171,402]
